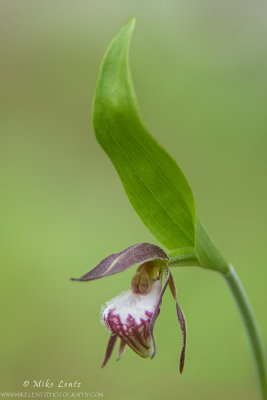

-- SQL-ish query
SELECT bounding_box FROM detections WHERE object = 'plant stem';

[225,265,267,399]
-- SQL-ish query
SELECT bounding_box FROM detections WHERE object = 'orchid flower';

[72,243,186,373]
[70,17,267,398]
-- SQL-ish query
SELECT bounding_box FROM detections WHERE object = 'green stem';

[170,221,266,397]
[225,265,267,399]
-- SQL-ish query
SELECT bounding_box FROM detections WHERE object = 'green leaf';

[168,247,200,267]
[92,18,195,250]
[195,219,230,273]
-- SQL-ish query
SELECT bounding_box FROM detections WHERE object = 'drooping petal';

[71,243,168,282]
[150,267,170,359]
[101,334,118,368]
[116,339,126,361]
[102,280,162,358]
[168,272,187,374]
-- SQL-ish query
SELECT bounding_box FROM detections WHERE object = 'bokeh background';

[1,1,267,399]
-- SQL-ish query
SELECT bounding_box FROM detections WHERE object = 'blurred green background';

[1,1,267,399]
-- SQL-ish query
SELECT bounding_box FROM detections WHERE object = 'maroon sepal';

[149,267,170,359]
[71,243,168,282]
[168,272,187,374]
[101,334,117,368]
[116,340,126,361]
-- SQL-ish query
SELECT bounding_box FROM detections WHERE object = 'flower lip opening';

[131,262,161,295]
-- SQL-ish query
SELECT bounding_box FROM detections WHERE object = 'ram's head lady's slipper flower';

[72,243,186,373]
